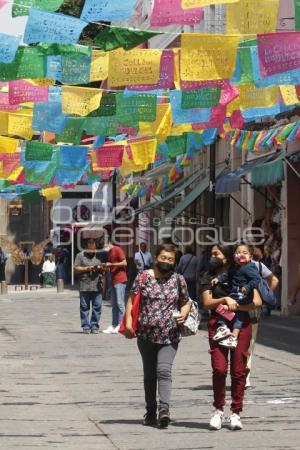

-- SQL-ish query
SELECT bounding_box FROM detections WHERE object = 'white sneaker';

[229,413,243,430]
[213,325,231,342]
[219,335,238,348]
[112,325,120,334]
[209,409,224,430]
[102,325,115,334]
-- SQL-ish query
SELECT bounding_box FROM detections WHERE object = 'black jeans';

[137,338,178,413]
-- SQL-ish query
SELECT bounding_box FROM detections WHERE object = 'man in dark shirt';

[74,239,105,334]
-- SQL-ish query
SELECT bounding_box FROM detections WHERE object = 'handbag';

[119,271,146,335]
[176,275,200,337]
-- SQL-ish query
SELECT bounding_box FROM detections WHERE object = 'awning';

[215,152,283,193]
[162,163,227,222]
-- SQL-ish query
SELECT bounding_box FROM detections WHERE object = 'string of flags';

[1,0,300,200]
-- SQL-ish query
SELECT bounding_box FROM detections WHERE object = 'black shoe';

[158,408,170,429]
[143,412,157,427]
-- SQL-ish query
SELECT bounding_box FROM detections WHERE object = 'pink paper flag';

[95,145,124,168]
[150,0,203,27]
[230,110,245,129]
[0,0,7,8]
[0,92,19,111]
[258,32,300,77]
[8,80,48,105]
[219,84,239,106]
[128,50,174,91]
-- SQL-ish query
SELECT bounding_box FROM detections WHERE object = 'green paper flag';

[56,118,85,145]
[88,93,116,117]
[181,88,221,109]
[93,27,162,52]
[25,162,57,185]
[0,47,46,82]
[12,0,64,17]
[116,93,157,127]
[166,135,187,158]
[38,43,91,57]
[84,116,119,136]
[25,141,54,161]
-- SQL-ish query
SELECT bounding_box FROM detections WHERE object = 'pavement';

[0,288,299,450]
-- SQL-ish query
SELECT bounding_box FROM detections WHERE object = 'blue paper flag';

[242,104,281,121]
[81,0,136,22]
[33,102,68,133]
[251,46,300,88]
[55,167,87,185]
[170,91,211,125]
[93,136,106,148]
[47,55,62,81]
[123,88,164,98]
[201,129,218,145]
[61,54,91,85]
[48,85,62,103]
[24,9,87,45]
[59,145,89,169]
[0,33,21,64]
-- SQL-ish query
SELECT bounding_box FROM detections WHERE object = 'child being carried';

[212,243,261,349]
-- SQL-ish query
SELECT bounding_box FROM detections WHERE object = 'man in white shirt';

[41,255,56,287]
[134,243,153,271]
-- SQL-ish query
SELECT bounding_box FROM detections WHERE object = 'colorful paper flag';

[0,136,19,154]
[41,186,61,200]
[181,88,221,109]
[9,80,48,105]
[93,27,162,51]
[280,85,300,106]
[59,145,89,169]
[62,86,102,116]
[8,113,33,140]
[181,34,239,81]
[95,145,124,168]
[182,0,239,7]
[151,0,203,27]
[108,48,161,87]
[227,0,279,34]
[25,141,53,161]
[80,0,136,21]
[12,0,63,17]
[24,9,87,45]
[170,90,211,124]
[89,50,109,82]
[0,47,46,82]
[32,102,68,134]
[0,33,21,64]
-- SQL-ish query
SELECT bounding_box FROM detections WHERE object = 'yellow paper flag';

[0,136,19,154]
[41,186,62,201]
[120,146,148,175]
[227,0,280,35]
[8,113,33,140]
[280,86,299,106]
[182,0,239,8]
[238,84,278,110]
[130,139,157,167]
[90,50,109,82]
[140,104,172,143]
[62,86,102,116]
[0,112,8,136]
[181,34,240,81]
[170,124,193,136]
[7,166,23,181]
[108,48,161,87]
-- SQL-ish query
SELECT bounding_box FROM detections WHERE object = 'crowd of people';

[71,236,281,431]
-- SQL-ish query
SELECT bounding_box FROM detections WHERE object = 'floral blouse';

[131,271,189,344]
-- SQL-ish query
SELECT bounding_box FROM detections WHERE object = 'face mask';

[156,261,175,274]
[208,256,224,274]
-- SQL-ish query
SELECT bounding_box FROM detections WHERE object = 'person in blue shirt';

[212,243,261,349]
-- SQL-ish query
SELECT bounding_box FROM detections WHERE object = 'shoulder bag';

[176,275,200,337]
[119,271,147,335]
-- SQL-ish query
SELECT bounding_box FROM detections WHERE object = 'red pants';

[208,315,252,414]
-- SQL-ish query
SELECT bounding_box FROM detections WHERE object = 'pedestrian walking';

[245,245,279,388]
[41,255,56,287]
[0,246,7,282]
[201,244,262,431]
[123,243,191,428]
[74,239,105,334]
[176,246,201,301]
[103,237,127,334]
[134,242,153,271]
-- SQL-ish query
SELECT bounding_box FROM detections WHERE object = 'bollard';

[57,278,64,293]
[1,281,7,295]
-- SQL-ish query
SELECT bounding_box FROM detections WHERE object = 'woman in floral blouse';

[124,243,191,429]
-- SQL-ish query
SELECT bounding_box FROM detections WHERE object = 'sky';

[0,3,27,36]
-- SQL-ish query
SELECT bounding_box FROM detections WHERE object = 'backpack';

[258,262,277,307]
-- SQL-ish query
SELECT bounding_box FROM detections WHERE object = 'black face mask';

[156,261,175,274]
[208,256,224,274]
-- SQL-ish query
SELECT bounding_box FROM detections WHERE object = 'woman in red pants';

[201,244,262,431]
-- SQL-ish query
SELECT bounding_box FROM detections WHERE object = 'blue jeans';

[111,282,126,327]
[80,291,102,330]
